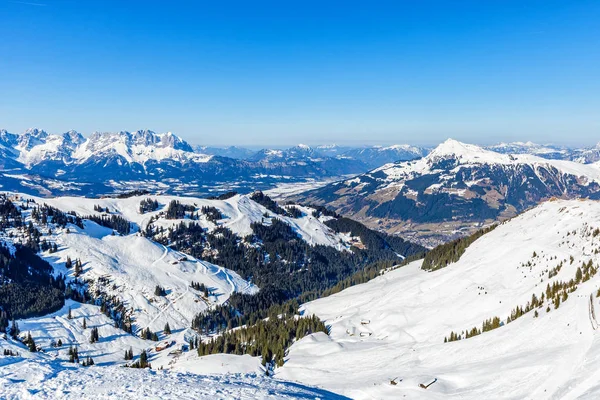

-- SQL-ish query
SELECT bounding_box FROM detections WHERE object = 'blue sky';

[0,0,599,147]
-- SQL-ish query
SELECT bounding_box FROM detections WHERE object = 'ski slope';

[280,199,600,399]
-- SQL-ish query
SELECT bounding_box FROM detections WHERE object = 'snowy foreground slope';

[0,360,344,400]
[280,199,600,399]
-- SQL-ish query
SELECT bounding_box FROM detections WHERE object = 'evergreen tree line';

[422,225,497,271]
[83,214,131,235]
[165,200,196,219]
[205,191,237,200]
[31,203,83,230]
[200,206,223,223]
[250,191,289,216]
[93,204,109,213]
[197,311,327,368]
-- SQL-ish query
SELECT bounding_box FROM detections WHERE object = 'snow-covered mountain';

[280,198,600,399]
[296,138,600,246]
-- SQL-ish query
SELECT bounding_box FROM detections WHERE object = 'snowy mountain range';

[486,141,600,164]
[296,139,600,246]
[0,128,429,197]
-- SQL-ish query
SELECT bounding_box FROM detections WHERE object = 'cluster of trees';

[127,350,150,369]
[24,331,37,352]
[309,204,340,219]
[422,225,497,271]
[83,214,131,235]
[31,204,83,230]
[81,356,95,366]
[3,349,18,356]
[68,345,79,363]
[139,198,159,214]
[140,327,159,341]
[285,205,303,218]
[124,346,134,360]
[200,206,223,223]
[93,204,109,213]
[191,281,210,297]
[65,256,83,277]
[154,285,166,296]
[165,200,195,219]
[115,190,150,198]
[197,311,327,368]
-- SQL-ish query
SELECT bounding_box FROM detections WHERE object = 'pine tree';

[67,307,72,320]
[83,317,87,329]
[164,322,171,335]
[89,327,99,343]
[74,259,82,277]
[154,285,166,296]
[27,332,37,352]
[9,319,19,338]
[139,350,149,368]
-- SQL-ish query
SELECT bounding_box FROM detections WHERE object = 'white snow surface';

[279,199,600,399]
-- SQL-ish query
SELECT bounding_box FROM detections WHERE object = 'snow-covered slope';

[0,361,344,400]
[280,198,600,399]
[2,192,368,336]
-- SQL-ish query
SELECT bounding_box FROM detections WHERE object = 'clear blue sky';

[1,0,599,147]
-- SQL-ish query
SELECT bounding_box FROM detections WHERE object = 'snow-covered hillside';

[35,192,351,248]
[280,198,600,399]
[0,192,367,338]
[0,191,390,399]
